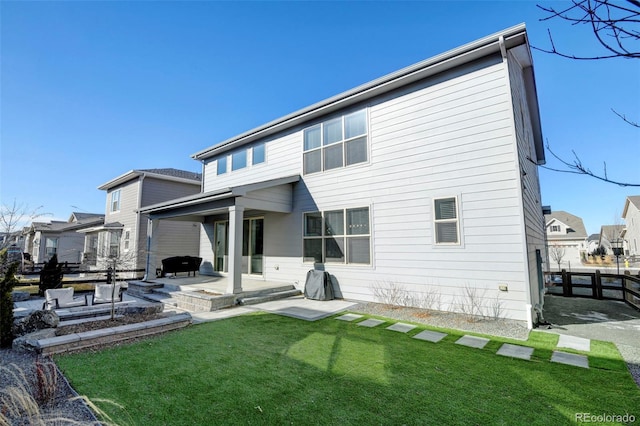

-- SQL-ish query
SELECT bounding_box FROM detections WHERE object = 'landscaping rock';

[12,310,60,337]
[12,328,57,352]
[118,303,164,316]
[11,290,30,302]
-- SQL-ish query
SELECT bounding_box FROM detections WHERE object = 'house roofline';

[192,23,542,162]
[98,170,202,190]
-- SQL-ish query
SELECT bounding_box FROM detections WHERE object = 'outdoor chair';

[43,288,89,310]
[91,283,123,305]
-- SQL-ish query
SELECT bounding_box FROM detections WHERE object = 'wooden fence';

[20,264,145,285]
[545,270,640,311]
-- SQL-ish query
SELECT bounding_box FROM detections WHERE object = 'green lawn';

[55,312,640,425]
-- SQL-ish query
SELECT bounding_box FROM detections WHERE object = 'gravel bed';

[351,302,531,340]
[0,349,99,425]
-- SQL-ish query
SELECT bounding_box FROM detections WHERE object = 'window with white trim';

[550,225,561,232]
[217,157,227,175]
[303,207,370,264]
[303,109,368,174]
[232,150,247,171]
[110,189,121,212]
[252,143,265,165]
[433,197,460,245]
[45,238,58,259]
[123,230,131,251]
[109,231,121,258]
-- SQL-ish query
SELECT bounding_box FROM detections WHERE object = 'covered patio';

[138,175,300,295]
[148,274,294,295]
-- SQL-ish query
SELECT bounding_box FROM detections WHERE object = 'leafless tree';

[535,0,640,186]
[0,200,50,250]
[549,244,567,271]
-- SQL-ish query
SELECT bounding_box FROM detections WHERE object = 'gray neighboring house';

[80,168,202,275]
[599,224,626,256]
[622,195,640,259]
[141,25,548,327]
[23,212,105,264]
[545,211,588,269]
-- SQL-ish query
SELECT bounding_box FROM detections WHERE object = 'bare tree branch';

[0,201,51,249]
[612,108,640,127]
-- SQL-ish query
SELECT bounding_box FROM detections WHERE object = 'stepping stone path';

[357,318,385,328]
[455,335,490,349]
[551,351,589,369]
[413,330,447,343]
[386,323,417,333]
[335,315,592,369]
[557,334,591,352]
[497,343,534,361]
[335,313,363,322]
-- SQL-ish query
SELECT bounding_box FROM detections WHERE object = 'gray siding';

[102,179,142,268]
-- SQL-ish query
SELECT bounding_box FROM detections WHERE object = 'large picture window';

[303,207,370,264]
[303,109,368,174]
[433,197,460,245]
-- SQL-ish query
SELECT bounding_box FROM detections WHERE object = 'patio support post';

[227,205,244,294]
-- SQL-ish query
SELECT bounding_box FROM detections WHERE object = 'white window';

[252,143,265,165]
[303,109,367,174]
[550,225,561,232]
[303,207,370,264]
[433,197,460,245]
[232,150,247,171]
[111,189,121,212]
[45,238,58,259]
[109,231,120,258]
[123,230,131,251]
[217,157,227,175]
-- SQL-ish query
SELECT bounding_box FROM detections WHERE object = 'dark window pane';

[435,198,457,220]
[323,144,343,170]
[436,222,458,243]
[347,237,370,264]
[324,210,344,236]
[304,239,323,263]
[345,136,367,165]
[304,212,322,237]
[304,151,321,174]
[325,237,345,262]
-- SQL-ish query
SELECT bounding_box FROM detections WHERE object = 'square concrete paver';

[412,330,447,343]
[386,323,417,333]
[551,351,589,368]
[557,334,591,352]
[357,318,385,328]
[335,313,364,322]
[455,335,490,349]
[497,343,534,361]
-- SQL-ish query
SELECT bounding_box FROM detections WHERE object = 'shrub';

[38,254,63,297]
[0,251,19,348]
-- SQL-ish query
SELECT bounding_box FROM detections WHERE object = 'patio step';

[237,288,302,306]
[137,291,180,307]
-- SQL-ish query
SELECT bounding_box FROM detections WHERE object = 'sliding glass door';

[214,217,263,275]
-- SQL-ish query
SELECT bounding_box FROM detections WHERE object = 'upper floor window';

[110,189,121,212]
[303,109,368,174]
[217,157,227,175]
[232,150,247,171]
[434,197,460,245]
[550,225,561,232]
[253,143,266,165]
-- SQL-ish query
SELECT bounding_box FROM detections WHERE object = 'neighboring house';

[23,212,104,264]
[622,195,640,259]
[0,231,25,251]
[545,211,588,269]
[599,224,627,256]
[586,234,601,254]
[141,25,547,326]
[80,168,202,275]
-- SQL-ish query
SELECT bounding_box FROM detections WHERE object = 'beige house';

[622,195,640,259]
[80,168,202,276]
[545,211,588,270]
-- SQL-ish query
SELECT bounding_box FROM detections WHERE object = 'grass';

[15,282,96,295]
[55,312,640,425]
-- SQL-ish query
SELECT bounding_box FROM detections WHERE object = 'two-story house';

[80,168,202,276]
[544,211,588,269]
[23,212,105,264]
[141,24,547,327]
[622,196,640,260]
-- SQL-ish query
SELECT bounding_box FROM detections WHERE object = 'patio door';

[213,217,263,276]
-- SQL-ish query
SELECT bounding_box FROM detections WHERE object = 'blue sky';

[1,1,638,235]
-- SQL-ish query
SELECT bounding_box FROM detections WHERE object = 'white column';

[143,218,154,281]
[227,205,244,294]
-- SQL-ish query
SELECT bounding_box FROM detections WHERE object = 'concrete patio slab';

[357,319,385,328]
[335,313,364,322]
[557,334,591,352]
[386,323,417,333]
[455,335,490,349]
[551,351,589,368]
[188,307,256,324]
[497,343,534,360]
[412,330,447,343]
